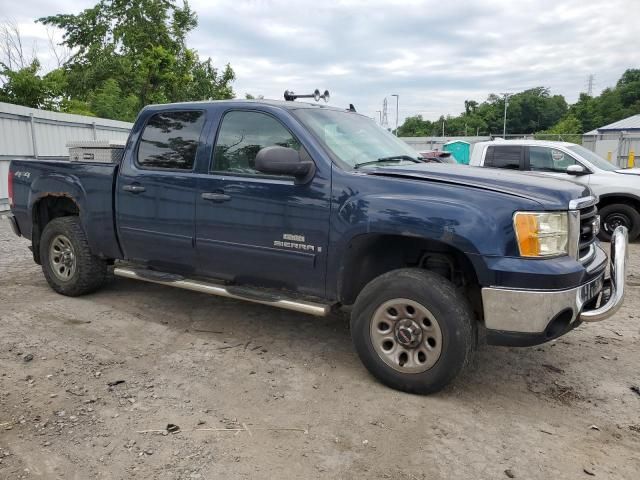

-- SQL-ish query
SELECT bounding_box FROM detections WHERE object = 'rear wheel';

[40,217,108,296]
[351,268,476,394]
[598,203,640,242]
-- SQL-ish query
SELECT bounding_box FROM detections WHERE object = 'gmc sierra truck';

[4,99,628,394]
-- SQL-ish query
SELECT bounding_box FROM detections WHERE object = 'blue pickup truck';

[4,99,628,394]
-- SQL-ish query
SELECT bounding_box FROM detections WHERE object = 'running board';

[113,267,331,317]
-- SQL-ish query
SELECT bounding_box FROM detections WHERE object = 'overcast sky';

[2,0,637,125]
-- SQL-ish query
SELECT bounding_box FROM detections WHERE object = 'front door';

[194,110,331,297]
[526,145,591,185]
[116,109,206,273]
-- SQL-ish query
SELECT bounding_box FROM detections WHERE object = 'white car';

[469,139,640,241]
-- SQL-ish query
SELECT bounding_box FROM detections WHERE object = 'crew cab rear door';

[194,108,331,298]
[116,108,206,272]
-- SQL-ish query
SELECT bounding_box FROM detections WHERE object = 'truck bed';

[10,159,122,260]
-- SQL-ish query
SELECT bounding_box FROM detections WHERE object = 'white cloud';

[1,0,638,124]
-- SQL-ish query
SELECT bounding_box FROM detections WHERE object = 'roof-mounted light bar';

[284,88,330,102]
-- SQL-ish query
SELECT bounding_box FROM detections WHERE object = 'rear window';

[485,145,523,170]
[137,111,205,170]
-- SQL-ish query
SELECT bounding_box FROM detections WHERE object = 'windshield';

[294,108,421,169]
[568,145,618,171]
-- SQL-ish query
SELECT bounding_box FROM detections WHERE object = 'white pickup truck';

[469,139,640,241]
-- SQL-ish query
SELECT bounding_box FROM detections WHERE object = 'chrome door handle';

[201,192,231,202]
[122,184,146,193]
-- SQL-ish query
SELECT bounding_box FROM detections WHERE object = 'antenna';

[284,89,330,102]
[586,74,595,96]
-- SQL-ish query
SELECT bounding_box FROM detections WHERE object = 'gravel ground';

[1,220,639,479]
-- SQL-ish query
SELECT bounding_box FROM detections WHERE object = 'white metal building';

[582,114,640,167]
[0,102,133,211]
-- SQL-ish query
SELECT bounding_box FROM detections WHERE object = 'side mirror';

[567,164,587,176]
[255,146,315,183]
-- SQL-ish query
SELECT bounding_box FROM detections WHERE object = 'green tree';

[536,114,582,144]
[617,68,640,110]
[89,78,139,120]
[38,0,234,120]
[569,68,640,131]
[398,69,640,138]
[397,115,432,136]
[0,59,66,109]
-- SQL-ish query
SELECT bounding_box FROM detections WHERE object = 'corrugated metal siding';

[581,132,640,167]
[0,102,133,208]
[0,102,132,158]
[0,116,32,156]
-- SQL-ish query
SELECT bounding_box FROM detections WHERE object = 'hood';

[367,164,591,210]
[615,168,640,176]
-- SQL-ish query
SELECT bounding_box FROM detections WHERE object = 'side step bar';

[113,267,331,317]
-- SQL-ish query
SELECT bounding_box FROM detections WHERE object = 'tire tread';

[351,268,476,394]
[40,217,108,296]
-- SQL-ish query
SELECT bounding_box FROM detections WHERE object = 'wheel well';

[598,195,640,212]
[32,196,79,264]
[338,234,482,317]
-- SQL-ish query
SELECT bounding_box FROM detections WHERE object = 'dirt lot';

[1,221,639,480]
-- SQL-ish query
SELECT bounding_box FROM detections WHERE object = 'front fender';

[325,169,548,301]
[334,193,519,257]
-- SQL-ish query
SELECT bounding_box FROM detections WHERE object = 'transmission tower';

[381,98,389,129]
[587,74,594,96]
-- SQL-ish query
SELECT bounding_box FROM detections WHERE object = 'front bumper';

[1,213,21,237]
[482,226,628,346]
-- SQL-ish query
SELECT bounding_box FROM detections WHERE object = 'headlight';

[514,212,569,257]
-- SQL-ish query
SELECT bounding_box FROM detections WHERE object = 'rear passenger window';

[137,111,205,170]
[485,146,523,170]
[213,111,300,175]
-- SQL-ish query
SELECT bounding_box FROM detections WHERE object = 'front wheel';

[351,268,476,394]
[598,203,640,242]
[40,217,108,296]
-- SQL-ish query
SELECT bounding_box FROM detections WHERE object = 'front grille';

[578,204,598,260]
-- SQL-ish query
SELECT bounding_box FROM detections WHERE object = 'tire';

[598,203,640,242]
[40,217,108,296]
[351,268,476,394]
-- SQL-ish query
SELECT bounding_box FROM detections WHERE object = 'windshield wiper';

[354,155,421,169]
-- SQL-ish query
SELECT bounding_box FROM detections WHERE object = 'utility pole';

[376,110,382,125]
[501,93,511,138]
[442,120,445,137]
[391,94,399,135]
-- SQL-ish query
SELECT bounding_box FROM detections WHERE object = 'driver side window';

[212,111,300,175]
[529,146,577,173]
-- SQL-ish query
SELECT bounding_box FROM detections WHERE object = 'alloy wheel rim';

[370,298,443,373]
[604,213,630,234]
[49,234,77,281]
